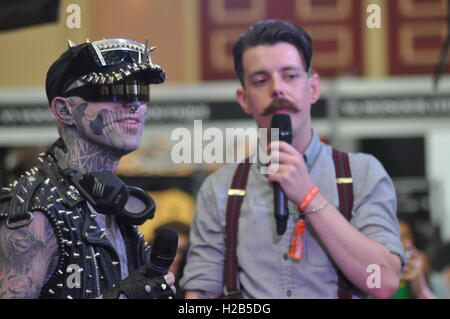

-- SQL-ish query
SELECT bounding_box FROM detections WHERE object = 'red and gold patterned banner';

[200,0,363,80]
[388,0,448,75]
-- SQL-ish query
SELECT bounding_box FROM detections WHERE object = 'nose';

[123,101,142,113]
[270,74,285,99]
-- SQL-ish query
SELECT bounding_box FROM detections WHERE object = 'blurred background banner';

[200,0,364,79]
[0,0,60,31]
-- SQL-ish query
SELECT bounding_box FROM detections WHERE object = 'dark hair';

[232,19,313,86]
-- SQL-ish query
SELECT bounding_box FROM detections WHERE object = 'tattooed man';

[0,39,175,299]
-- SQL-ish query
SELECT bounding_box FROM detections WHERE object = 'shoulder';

[347,152,391,183]
[0,210,58,298]
[0,210,58,257]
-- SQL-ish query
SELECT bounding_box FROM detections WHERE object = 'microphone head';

[271,114,292,144]
[150,228,179,270]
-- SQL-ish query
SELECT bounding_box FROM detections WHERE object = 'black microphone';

[271,114,292,235]
[146,228,179,278]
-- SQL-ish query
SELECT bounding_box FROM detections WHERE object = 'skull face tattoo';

[69,97,148,154]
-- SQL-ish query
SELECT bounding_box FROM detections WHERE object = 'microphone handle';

[273,182,288,235]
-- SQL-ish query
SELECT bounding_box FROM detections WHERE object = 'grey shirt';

[180,130,406,298]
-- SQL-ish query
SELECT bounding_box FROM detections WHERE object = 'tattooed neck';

[59,126,123,173]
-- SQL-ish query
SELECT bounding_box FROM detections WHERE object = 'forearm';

[185,290,221,299]
[306,194,401,298]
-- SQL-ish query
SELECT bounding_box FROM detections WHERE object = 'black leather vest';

[0,144,150,299]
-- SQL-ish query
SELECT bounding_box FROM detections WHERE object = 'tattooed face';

[70,98,148,153]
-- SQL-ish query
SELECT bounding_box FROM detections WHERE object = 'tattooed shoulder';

[0,212,58,299]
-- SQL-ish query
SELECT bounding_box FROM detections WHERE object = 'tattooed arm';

[0,212,58,299]
[185,290,221,299]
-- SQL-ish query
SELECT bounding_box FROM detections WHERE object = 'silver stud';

[16,195,25,205]
[48,289,55,295]
[20,185,28,194]
[112,261,119,266]
[73,253,80,258]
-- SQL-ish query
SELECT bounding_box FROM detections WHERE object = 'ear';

[236,88,251,115]
[51,97,75,125]
[309,73,321,104]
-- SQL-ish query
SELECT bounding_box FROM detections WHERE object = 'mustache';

[261,98,300,116]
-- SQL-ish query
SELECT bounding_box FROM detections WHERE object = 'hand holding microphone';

[270,114,292,235]
[103,228,178,299]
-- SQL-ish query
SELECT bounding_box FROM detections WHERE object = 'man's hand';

[103,265,176,299]
[267,141,314,205]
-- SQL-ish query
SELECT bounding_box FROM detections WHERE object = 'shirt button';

[286,290,292,297]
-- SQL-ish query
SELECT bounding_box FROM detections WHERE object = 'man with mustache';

[180,20,405,299]
[0,39,175,299]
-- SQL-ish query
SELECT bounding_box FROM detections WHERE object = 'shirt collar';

[303,128,321,170]
[254,128,322,173]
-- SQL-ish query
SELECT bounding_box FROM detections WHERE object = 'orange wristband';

[298,186,319,212]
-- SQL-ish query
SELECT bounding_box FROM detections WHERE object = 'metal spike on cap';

[68,39,76,48]
[107,74,114,85]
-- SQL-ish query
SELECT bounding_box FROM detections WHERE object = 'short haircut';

[232,19,313,86]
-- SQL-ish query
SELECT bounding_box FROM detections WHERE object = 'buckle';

[223,287,239,297]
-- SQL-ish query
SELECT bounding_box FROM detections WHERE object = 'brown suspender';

[223,158,252,299]
[332,149,355,299]
[224,149,354,299]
